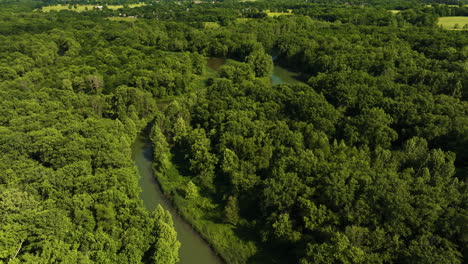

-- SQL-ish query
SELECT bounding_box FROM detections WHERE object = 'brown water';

[131,134,222,264]
[206,57,226,71]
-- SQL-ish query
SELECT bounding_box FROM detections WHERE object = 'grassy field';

[42,3,146,12]
[389,10,401,14]
[438,16,468,30]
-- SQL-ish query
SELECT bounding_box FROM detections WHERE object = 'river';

[131,58,299,264]
[131,134,222,264]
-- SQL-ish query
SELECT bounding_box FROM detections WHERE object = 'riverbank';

[132,134,223,264]
[149,58,303,263]
[149,144,258,263]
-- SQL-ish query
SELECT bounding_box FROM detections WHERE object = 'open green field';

[389,10,401,14]
[41,3,146,12]
[438,16,468,30]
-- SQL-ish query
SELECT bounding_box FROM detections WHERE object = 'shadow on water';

[132,133,223,264]
[271,65,303,85]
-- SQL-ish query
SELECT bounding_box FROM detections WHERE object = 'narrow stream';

[131,134,222,264]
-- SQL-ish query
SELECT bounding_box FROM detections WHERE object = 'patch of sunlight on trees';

[447,4,468,7]
[204,22,221,29]
[236,18,254,23]
[107,17,138,22]
[266,9,293,17]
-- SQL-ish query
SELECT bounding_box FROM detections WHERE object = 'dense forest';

[0,0,467,263]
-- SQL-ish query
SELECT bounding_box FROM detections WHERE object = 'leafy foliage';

[1,1,467,264]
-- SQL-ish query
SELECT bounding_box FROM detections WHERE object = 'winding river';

[131,135,222,264]
[131,58,299,264]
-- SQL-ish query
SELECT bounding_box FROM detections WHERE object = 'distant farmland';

[438,16,468,30]
[41,3,146,12]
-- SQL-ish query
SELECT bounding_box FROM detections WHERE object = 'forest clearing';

[438,16,468,29]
